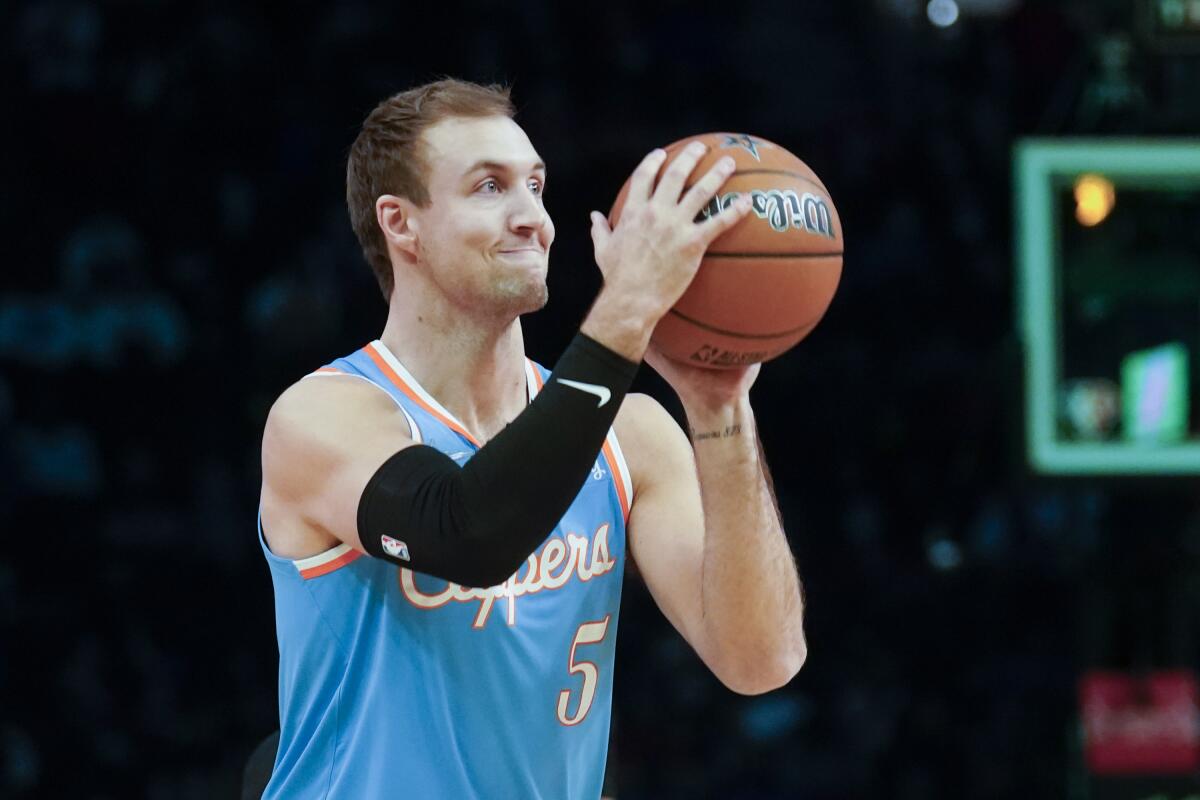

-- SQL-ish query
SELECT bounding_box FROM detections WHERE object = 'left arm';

[618,359,806,695]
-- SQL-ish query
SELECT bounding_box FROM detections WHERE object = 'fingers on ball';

[629,148,667,203]
[682,156,737,218]
[699,193,753,244]
[656,141,710,204]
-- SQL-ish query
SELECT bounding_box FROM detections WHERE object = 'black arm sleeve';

[357,333,639,588]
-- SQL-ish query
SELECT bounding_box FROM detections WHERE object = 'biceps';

[261,389,414,551]
[312,438,407,549]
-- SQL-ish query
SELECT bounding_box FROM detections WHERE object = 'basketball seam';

[666,308,817,340]
[728,169,831,194]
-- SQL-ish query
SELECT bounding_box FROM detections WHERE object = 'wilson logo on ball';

[700,190,836,239]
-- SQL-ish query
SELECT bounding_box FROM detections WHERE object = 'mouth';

[496,248,546,262]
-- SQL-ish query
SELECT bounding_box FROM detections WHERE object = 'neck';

[378,295,529,444]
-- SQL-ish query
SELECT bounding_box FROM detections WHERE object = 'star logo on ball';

[720,134,762,161]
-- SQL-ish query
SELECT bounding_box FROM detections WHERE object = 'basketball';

[609,133,843,368]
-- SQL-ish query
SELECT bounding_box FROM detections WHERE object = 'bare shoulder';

[262,375,411,490]
[260,374,415,558]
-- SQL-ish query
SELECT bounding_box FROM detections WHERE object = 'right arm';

[260,375,417,560]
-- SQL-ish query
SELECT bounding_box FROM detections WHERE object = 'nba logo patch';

[381,535,410,561]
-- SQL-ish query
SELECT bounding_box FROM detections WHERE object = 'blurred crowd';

[4,1,1200,798]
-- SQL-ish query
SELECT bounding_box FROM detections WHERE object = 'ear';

[376,194,420,259]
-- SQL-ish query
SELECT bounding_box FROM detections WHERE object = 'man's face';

[410,116,555,318]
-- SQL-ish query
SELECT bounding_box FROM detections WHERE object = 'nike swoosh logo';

[557,378,612,407]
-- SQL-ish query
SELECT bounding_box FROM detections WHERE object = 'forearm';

[686,396,806,692]
[580,287,659,364]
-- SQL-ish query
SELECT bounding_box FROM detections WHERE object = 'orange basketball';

[609,132,843,368]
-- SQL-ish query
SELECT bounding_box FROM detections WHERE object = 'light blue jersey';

[260,339,631,799]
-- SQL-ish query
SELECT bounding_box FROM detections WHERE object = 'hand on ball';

[588,142,753,323]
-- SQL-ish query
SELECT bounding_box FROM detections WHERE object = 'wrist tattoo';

[691,424,742,441]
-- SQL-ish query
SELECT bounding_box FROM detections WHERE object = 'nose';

[508,186,549,239]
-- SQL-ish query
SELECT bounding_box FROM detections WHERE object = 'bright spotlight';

[927,0,960,27]
[1074,173,1116,227]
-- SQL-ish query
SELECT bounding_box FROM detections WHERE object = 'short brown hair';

[346,79,515,301]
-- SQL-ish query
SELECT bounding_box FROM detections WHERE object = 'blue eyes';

[477,179,543,196]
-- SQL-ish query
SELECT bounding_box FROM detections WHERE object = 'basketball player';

[257,79,807,799]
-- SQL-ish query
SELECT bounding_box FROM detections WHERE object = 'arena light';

[1074,173,1116,226]
[927,0,961,27]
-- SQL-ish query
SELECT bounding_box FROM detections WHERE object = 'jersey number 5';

[556,615,611,726]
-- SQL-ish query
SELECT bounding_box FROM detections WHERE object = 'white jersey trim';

[293,542,355,573]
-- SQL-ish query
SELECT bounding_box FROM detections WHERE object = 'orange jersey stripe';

[600,439,630,521]
[528,360,546,391]
[364,343,481,447]
[299,548,363,579]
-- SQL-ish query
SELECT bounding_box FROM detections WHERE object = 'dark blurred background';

[4,0,1200,797]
